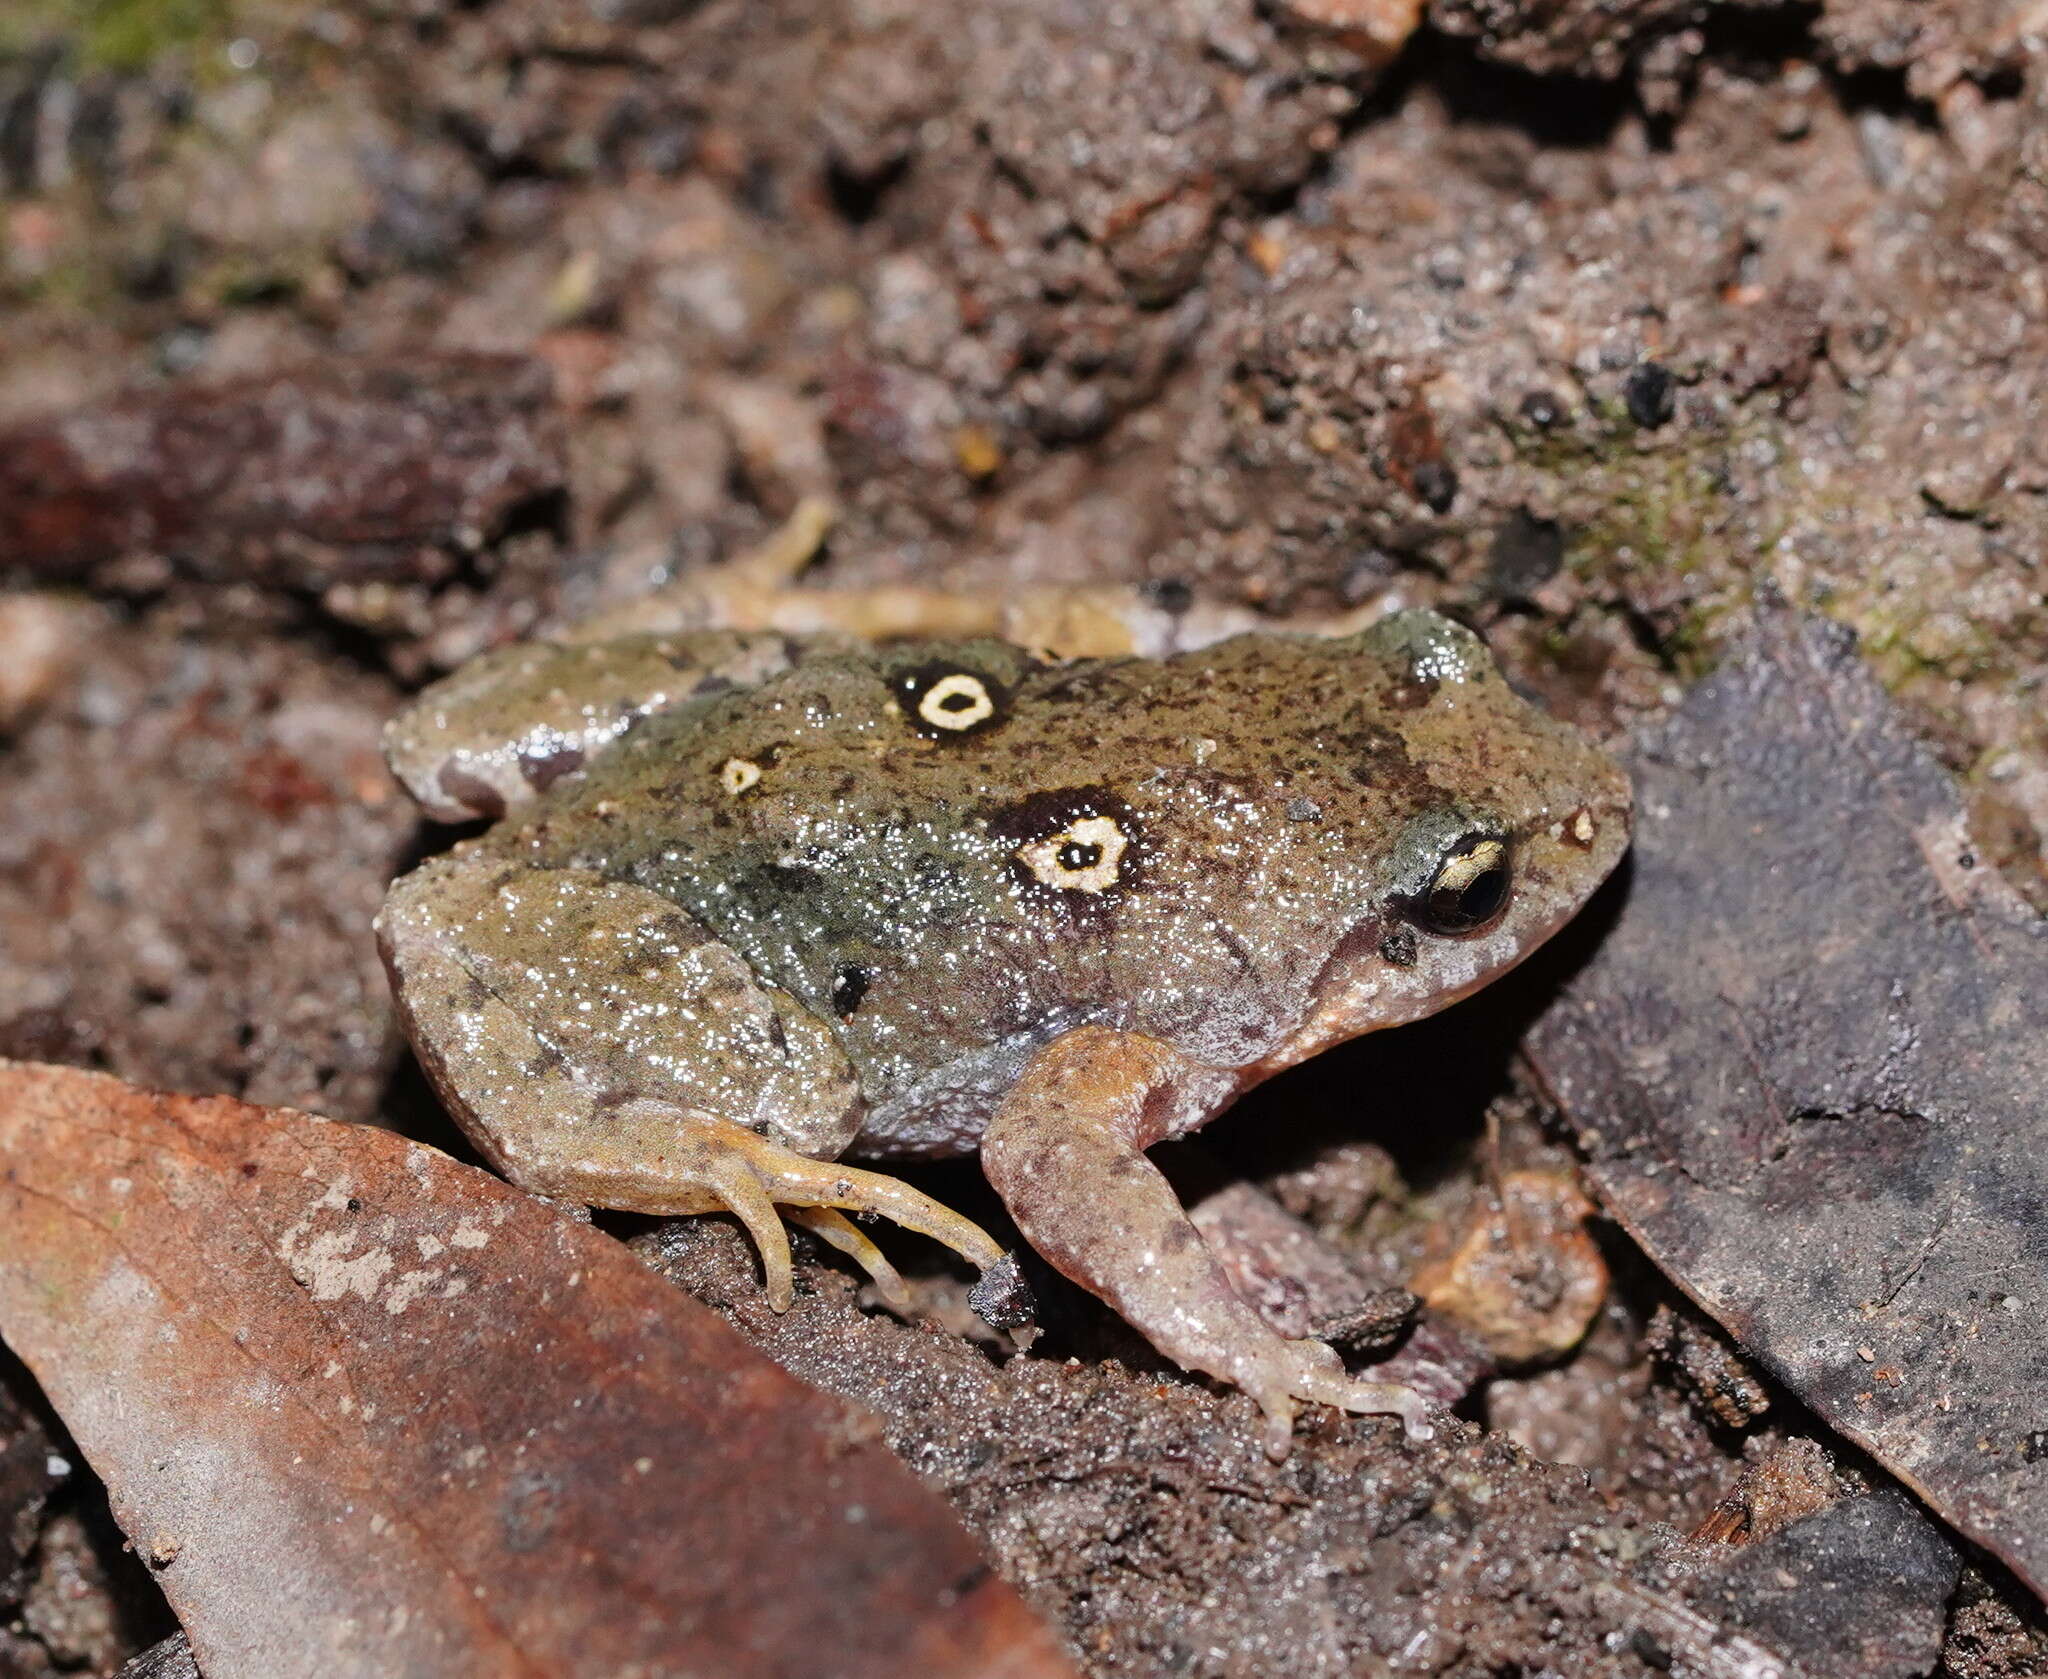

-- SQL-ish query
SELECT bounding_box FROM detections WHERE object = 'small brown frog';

[377,521,1629,1453]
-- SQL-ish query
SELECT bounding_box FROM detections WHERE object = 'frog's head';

[1246,610,1631,1071]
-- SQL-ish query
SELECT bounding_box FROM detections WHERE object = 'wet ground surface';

[4,1,2048,1673]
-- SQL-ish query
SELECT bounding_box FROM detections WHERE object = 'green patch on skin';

[1,0,241,72]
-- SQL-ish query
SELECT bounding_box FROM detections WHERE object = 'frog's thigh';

[980,1026,1436,1458]
[387,630,802,821]
[380,849,861,1166]
[377,851,1002,1302]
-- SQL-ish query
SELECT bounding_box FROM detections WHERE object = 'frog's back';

[490,635,1331,1150]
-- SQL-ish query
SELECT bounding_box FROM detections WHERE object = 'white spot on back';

[1017,815,1129,894]
[917,673,995,731]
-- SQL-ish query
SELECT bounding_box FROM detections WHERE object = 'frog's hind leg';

[566,498,1006,647]
[609,496,1394,658]
[378,851,1002,1310]
[980,1025,1436,1457]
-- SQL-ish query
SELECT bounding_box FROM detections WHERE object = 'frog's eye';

[1416,835,1511,935]
[1016,815,1128,894]
[897,665,1005,737]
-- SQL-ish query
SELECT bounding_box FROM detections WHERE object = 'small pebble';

[1412,459,1458,513]
[1624,362,1676,428]
[0,594,89,731]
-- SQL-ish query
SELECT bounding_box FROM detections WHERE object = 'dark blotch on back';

[747,861,818,897]
[1344,722,1432,799]
[986,785,1146,912]
[830,963,871,1017]
[520,743,586,792]
[1379,672,1438,711]
[437,763,507,819]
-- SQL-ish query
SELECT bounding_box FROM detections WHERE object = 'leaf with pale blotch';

[0,1061,1076,1679]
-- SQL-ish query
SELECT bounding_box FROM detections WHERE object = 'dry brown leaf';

[0,1061,1076,1679]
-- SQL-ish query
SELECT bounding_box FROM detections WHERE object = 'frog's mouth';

[1244,785,1632,1086]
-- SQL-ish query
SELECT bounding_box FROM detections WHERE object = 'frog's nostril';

[1560,806,1600,851]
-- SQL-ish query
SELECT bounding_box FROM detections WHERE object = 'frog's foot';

[982,1025,1437,1459]
[1226,1336,1438,1461]
[631,1112,1006,1314]
[381,853,1007,1313]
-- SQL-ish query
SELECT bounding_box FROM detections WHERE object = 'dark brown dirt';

[643,1214,1674,1679]
[3,0,2046,1672]
[0,615,413,1124]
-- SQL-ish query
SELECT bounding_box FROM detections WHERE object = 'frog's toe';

[1249,1385,1301,1462]
[668,1117,1004,1301]
[787,1207,911,1314]
[704,1154,798,1311]
[766,1155,1007,1277]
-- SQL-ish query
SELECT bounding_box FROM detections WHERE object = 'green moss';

[1562,451,1725,588]
[0,230,125,314]
[1512,408,1750,595]
[1,0,238,73]
[1849,609,2004,693]
[1510,388,2042,723]
[196,253,307,307]
[1661,597,1735,682]
[1499,396,1798,681]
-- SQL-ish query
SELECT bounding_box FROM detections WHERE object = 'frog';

[375,510,1630,1455]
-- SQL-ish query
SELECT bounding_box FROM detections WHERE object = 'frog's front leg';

[981,1025,1436,1458]
[377,849,1004,1307]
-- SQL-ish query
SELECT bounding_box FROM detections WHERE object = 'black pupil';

[1418,841,1512,934]
[1455,865,1508,922]
[1057,841,1103,871]
[936,687,975,711]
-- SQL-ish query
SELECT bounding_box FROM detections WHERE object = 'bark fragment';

[1530,610,2048,1600]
